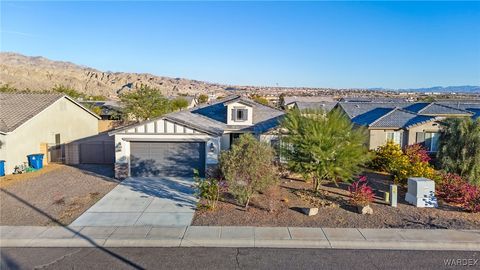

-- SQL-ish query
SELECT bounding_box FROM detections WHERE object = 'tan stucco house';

[337,101,477,151]
[0,93,101,174]
[110,95,284,179]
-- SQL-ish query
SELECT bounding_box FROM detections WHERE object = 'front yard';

[0,164,118,226]
[193,171,480,229]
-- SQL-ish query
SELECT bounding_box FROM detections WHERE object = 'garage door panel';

[130,142,205,177]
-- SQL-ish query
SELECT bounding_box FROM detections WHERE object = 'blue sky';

[1,1,479,89]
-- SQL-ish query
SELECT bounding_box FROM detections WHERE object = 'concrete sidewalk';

[1,226,479,251]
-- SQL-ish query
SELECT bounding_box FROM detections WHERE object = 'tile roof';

[404,103,472,116]
[340,100,478,129]
[164,110,226,136]
[0,93,64,133]
[338,102,411,118]
[295,102,338,112]
[284,96,335,105]
[369,108,436,129]
[110,95,285,135]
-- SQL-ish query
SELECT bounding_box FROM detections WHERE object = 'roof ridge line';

[368,107,397,127]
[429,102,474,114]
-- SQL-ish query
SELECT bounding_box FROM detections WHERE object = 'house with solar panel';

[336,101,479,152]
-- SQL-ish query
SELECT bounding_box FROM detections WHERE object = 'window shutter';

[232,109,236,121]
[244,109,248,121]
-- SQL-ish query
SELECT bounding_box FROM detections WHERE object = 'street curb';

[1,238,479,250]
[2,226,480,251]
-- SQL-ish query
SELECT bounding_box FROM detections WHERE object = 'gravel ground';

[0,164,118,226]
[193,172,480,229]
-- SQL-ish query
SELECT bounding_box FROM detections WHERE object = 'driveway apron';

[70,177,197,226]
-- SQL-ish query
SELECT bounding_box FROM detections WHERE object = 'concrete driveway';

[70,177,197,226]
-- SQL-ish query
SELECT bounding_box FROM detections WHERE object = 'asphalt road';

[1,247,478,270]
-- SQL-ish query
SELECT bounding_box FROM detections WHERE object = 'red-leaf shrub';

[437,173,480,213]
[436,173,465,204]
[405,144,431,163]
[463,184,480,213]
[348,176,374,207]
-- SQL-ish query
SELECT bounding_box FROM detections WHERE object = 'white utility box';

[405,177,438,207]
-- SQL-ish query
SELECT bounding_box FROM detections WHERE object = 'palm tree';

[280,108,372,191]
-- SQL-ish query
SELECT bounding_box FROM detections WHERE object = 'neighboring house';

[0,93,101,174]
[110,95,285,179]
[284,96,336,109]
[81,100,124,132]
[337,101,475,151]
[289,101,338,112]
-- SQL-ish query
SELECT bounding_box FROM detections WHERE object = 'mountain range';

[0,52,478,99]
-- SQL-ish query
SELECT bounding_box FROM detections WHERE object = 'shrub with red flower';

[348,176,374,207]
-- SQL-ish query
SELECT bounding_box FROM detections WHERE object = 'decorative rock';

[358,205,373,215]
[301,207,319,216]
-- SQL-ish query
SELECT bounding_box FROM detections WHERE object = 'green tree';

[171,97,189,111]
[251,94,269,106]
[437,117,480,186]
[278,93,286,109]
[120,85,171,121]
[0,84,17,92]
[281,108,371,191]
[219,133,278,208]
[198,94,209,104]
[52,85,85,99]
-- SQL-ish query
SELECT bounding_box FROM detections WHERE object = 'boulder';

[301,207,319,216]
[358,205,373,215]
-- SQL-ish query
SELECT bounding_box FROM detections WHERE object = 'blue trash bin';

[27,154,44,170]
[0,160,5,176]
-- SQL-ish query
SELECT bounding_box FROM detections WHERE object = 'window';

[417,132,440,152]
[386,131,402,146]
[233,108,248,122]
[55,134,61,145]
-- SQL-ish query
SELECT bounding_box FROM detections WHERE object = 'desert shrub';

[348,176,374,207]
[198,94,209,104]
[219,133,278,208]
[281,108,371,191]
[193,169,223,210]
[371,142,436,184]
[171,97,189,111]
[437,117,480,186]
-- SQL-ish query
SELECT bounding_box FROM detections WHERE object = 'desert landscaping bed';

[192,172,480,229]
[0,164,118,226]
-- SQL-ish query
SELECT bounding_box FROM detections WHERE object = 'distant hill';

[0,52,228,99]
[400,86,480,94]
[371,85,480,94]
[1,52,477,98]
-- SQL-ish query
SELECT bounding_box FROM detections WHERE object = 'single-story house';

[110,95,285,179]
[284,96,336,109]
[80,100,124,132]
[336,101,475,151]
[0,93,101,174]
[288,101,338,112]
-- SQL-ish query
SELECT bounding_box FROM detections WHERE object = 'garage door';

[130,142,205,177]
